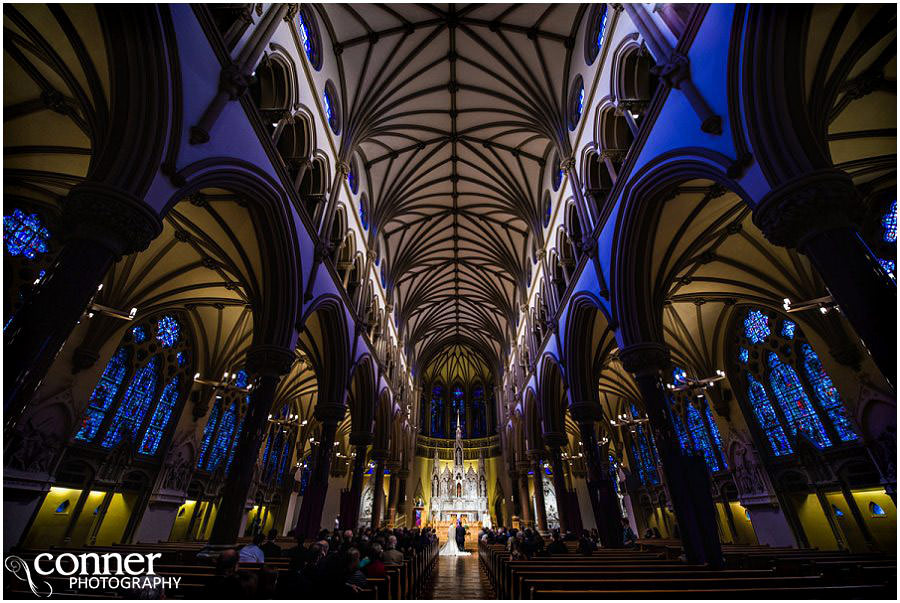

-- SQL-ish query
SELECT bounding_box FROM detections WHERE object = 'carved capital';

[752,169,861,249]
[246,345,295,377]
[219,62,249,101]
[618,342,671,377]
[336,161,351,177]
[283,3,300,21]
[560,156,577,173]
[63,182,163,258]
[652,51,691,89]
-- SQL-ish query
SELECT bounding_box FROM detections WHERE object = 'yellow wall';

[646,506,675,538]
[715,503,734,543]
[94,493,137,545]
[850,488,896,553]
[791,493,838,550]
[728,502,758,545]
[199,503,218,540]
[169,500,197,541]
[825,492,867,552]
[244,505,275,536]
[23,487,94,549]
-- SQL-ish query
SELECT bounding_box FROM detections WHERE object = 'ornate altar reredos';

[429,420,491,529]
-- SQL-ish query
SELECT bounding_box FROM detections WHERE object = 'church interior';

[2,2,897,600]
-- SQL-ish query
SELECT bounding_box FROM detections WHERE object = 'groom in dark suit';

[455,520,467,552]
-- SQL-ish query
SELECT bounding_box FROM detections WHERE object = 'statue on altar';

[429,411,491,527]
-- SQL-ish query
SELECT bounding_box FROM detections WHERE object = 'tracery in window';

[75,314,190,453]
[882,200,896,243]
[451,385,465,437]
[629,403,659,485]
[3,208,50,259]
[430,384,444,438]
[733,307,858,456]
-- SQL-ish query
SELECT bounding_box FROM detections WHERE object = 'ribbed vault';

[319,4,584,372]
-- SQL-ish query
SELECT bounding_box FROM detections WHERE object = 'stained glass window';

[746,372,793,456]
[743,309,770,344]
[608,454,619,492]
[687,404,721,472]
[176,351,188,367]
[156,315,180,347]
[348,168,358,194]
[451,386,465,437]
[878,258,895,277]
[277,441,292,484]
[131,326,147,343]
[76,347,130,442]
[738,347,749,363]
[552,155,563,190]
[360,206,368,230]
[870,502,886,516]
[197,402,221,468]
[297,12,313,60]
[704,403,727,469]
[101,356,160,448]
[630,403,659,485]
[235,369,249,389]
[577,85,585,117]
[800,344,858,442]
[323,89,335,131]
[206,401,238,471]
[668,399,692,451]
[225,407,247,476]
[471,386,486,438]
[767,352,831,449]
[139,375,181,455]
[430,385,444,437]
[781,320,796,340]
[882,200,896,243]
[673,366,688,385]
[596,5,609,54]
[3,208,50,259]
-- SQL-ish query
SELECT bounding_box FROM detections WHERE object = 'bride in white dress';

[439,521,471,556]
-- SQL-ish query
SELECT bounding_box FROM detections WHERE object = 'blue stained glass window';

[76,347,130,442]
[225,407,247,476]
[781,320,796,339]
[667,399,692,452]
[297,13,313,61]
[744,309,770,344]
[577,85,585,118]
[101,356,160,448]
[630,403,659,485]
[746,372,793,456]
[131,326,148,343]
[235,369,249,388]
[348,168,358,194]
[56,500,70,513]
[156,315,180,347]
[197,403,220,468]
[206,402,238,471]
[262,430,273,466]
[299,464,311,494]
[3,208,50,259]
[544,197,552,227]
[673,366,688,385]
[431,385,444,437]
[323,90,333,124]
[176,351,187,367]
[552,156,563,191]
[471,386,486,438]
[878,258,895,277]
[596,6,609,54]
[738,347,749,363]
[360,206,368,230]
[870,502,886,516]
[451,386,465,437]
[139,376,181,455]
[687,404,721,472]
[832,505,844,517]
[800,344,858,442]
[767,352,831,449]
[882,200,896,243]
[704,403,727,469]
[277,441,292,484]
[608,454,619,492]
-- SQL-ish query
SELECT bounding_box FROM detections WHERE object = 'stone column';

[571,404,623,547]
[753,169,896,385]
[4,184,162,431]
[370,452,387,528]
[342,436,370,529]
[386,461,400,525]
[544,439,572,532]
[529,455,548,533]
[295,405,345,538]
[515,463,533,528]
[619,343,723,568]
[208,346,294,548]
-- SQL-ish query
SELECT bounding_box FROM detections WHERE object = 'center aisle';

[421,553,494,599]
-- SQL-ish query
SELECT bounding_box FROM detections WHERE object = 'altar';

[433,519,482,548]
[428,413,492,531]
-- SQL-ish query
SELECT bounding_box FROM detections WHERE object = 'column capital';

[542,431,567,449]
[618,342,671,377]
[336,161,351,176]
[560,155,577,172]
[349,431,373,447]
[752,169,861,249]
[568,402,599,424]
[246,345,295,377]
[651,51,690,89]
[63,182,163,258]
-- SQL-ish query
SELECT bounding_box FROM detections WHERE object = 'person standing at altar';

[455,520,467,552]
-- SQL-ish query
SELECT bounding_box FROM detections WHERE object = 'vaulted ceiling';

[318,4,585,375]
